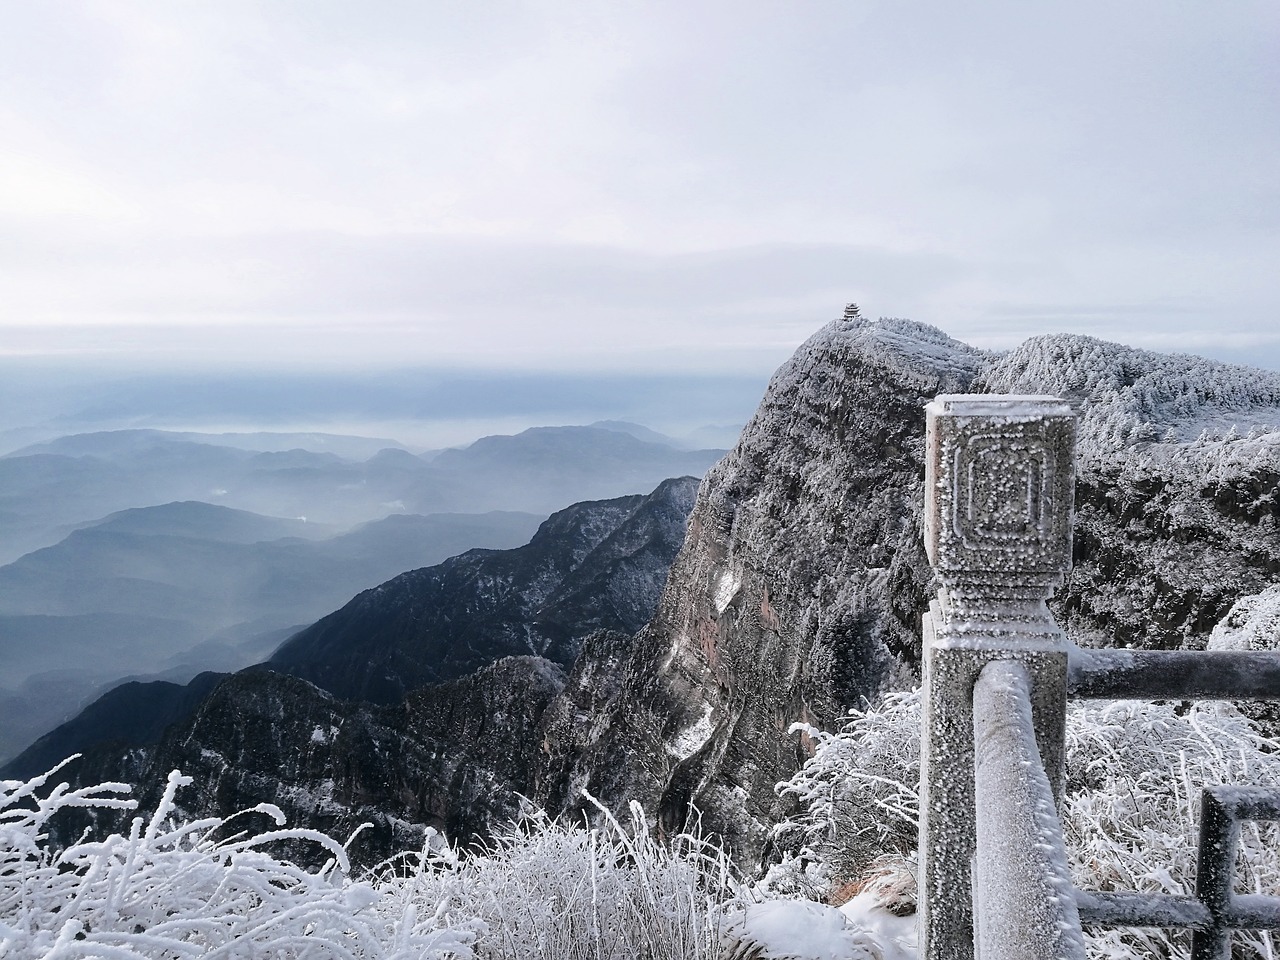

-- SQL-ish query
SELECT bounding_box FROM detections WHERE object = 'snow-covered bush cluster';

[769,690,920,897]
[1066,699,1279,959]
[980,334,1280,456]
[1,759,479,958]
[1210,584,1280,654]
[2,761,741,959]
[375,799,740,960]
[773,688,1280,959]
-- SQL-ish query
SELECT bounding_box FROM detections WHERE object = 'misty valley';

[0,423,725,766]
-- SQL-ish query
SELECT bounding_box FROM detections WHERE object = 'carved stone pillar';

[917,395,1076,960]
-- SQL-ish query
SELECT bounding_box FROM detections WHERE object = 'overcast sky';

[2,1,1277,377]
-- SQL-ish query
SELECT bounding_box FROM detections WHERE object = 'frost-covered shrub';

[768,690,920,895]
[374,796,743,960]
[772,689,1280,959]
[1,758,479,959]
[2,760,740,960]
[1209,585,1280,737]
[1065,700,1279,960]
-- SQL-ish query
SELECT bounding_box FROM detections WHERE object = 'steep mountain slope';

[0,504,543,765]
[19,314,1280,877]
[7,478,702,858]
[270,477,699,703]
[37,658,566,864]
[6,672,228,779]
[532,316,1280,867]
[534,317,987,859]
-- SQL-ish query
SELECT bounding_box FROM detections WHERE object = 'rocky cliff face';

[535,318,988,861]
[52,657,565,865]
[533,317,1280,868]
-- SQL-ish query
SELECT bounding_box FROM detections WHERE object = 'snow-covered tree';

[771,688,1280,959]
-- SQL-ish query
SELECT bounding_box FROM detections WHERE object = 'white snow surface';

[667,701,715,761]
[840,891,918,960]
[711,564,743,615]
[1209,584,1280,651]
[722,896,916,960]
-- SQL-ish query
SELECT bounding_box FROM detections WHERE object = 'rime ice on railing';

[918,393,1280,960]
[918,395,1077,960]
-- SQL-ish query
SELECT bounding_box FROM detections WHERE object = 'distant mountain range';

[0,422,726,764]
[7,478,701,858]
[0,422,726,563]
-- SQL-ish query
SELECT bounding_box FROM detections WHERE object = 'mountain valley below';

[0,424,725,765]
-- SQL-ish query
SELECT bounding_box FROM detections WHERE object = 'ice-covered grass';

[0,758,476,958]
[8,688,1277,959]
[1,761,741,959]
[772,689,1280,959]
[376,797,741,960]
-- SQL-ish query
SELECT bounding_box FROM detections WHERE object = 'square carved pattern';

[923,394,1075,574]
[955,433,1050,550]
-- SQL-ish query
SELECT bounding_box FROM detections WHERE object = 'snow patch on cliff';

[1209,584,1280,652]
[668,702,715,761]
[711,566,743,615]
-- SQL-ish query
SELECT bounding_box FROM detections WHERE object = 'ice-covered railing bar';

[1190,786,1280,960]
[1068,648,1280,700]
[1070,787,1280,954]
[972,659,1085,960]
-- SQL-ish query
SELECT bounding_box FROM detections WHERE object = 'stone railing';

[919,395,1280,960]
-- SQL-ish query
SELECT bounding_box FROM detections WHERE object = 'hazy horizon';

[2,3,1276,379]
[6,318,1280,457]
[0,362,769,456]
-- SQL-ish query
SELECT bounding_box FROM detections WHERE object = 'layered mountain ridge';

[0,422,724,765]
[270,476,699,703]
[8,479,702,859]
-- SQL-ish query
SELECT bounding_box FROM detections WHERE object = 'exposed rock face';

[533,317,1280,869]
[270,477,699,703]
[535,318,988,862]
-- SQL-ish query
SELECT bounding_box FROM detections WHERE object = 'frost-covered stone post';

[918,395,1076,960]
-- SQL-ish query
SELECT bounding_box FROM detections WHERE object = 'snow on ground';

[1209,583,1280,651]
[722,896,916,960]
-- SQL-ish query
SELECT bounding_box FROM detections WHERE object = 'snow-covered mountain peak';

[980,333,1280,456]
[784,314,989,388]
